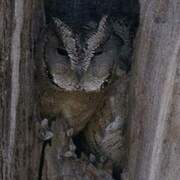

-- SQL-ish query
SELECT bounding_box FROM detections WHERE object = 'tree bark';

[0,0,44,179]
[0,0,180,180]
[127,0,180,180]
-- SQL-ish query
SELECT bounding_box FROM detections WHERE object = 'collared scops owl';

[43,16,130,91]
[37,12,131,178]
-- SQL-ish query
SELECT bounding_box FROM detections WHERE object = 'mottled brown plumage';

[37,14,130,178]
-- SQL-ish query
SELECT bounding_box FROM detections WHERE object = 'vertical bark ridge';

[8,1,24,178]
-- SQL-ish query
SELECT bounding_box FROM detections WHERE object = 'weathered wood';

[1,0,180,179]
[0,0,44,179]
[127,0,180,179]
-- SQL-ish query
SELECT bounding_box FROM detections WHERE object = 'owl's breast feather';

[40,85,106,134]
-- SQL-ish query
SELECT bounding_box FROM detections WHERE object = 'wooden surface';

[0,0,180,179]
[0,0,43,179]
[127,0,180,179]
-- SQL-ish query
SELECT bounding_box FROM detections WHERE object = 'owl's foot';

[63,138,77,158]
[39,118,54,141]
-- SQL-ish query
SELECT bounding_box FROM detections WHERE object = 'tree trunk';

[0,0,180,180]
[0,0,44,179]
[127,0,180,180]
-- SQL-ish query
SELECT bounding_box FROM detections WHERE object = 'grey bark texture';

[0,0,180,180]
[0,0,44,179]
[127,0,180,180]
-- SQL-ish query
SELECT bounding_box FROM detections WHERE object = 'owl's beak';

[75,69,83,81]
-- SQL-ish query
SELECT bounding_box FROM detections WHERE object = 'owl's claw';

[39,128,54,141]
[66,128,74,137]
[39,118,54,141]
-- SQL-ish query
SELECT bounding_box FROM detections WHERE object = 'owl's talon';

[39,118,54,141]
[89,153,96,163]
[100,155,107,163]
[41,118,49,127]
[39,129,54,141]
[64,151,76,158]
[69,140,76,151]
[66,128,74,137]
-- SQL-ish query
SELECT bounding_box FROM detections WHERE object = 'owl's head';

[44,16,130,92]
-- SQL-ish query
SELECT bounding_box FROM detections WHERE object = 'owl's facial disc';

[46,43,116,92]
[45,16,125,92]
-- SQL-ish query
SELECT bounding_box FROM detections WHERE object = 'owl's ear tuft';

[52,17,60,24]
[82,15,110,71]
[52,17,73,35]
[52,17,64,29]
[51,17,78,70]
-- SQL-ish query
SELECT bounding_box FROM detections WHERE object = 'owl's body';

[40,84,105,134]
[37,15,130,178]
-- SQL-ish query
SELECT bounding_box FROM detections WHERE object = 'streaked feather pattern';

[53,16,110,73]
[53,17,79,70]
[83,15,110,71]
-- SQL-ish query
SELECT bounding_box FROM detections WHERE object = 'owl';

[43,15,130,91]
[37,15,130,179]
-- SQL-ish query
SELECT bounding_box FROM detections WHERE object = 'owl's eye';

[94,47,103,56]
[57,48,68,56]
